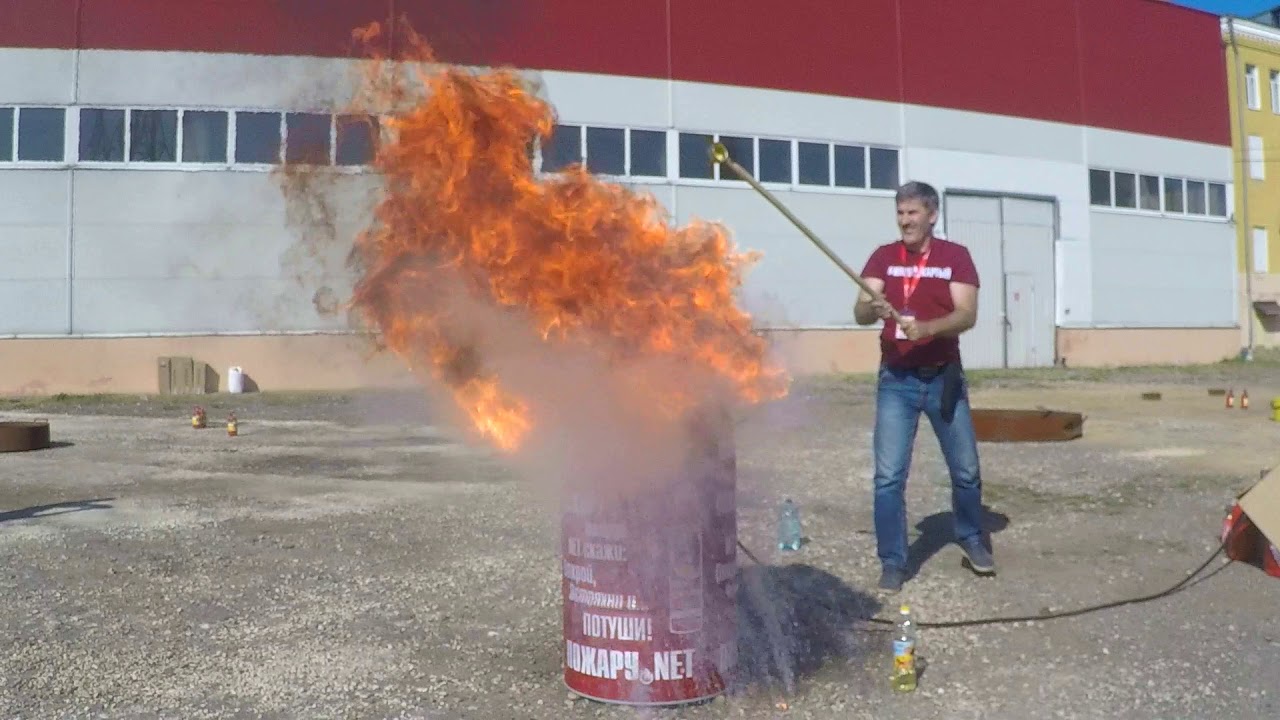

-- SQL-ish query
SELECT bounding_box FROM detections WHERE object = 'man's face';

[896,198,937,246]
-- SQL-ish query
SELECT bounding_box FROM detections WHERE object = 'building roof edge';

[1222,16,1280,45]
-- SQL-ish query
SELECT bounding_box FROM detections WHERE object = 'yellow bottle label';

[893,640,915,672]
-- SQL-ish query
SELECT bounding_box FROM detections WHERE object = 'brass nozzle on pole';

[708,142,902,324]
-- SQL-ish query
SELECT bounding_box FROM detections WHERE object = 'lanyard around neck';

[900,242,931,308]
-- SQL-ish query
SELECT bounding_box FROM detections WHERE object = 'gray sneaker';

[960,539,996,575]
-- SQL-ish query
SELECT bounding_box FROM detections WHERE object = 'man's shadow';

[732,563,882,696]
[906,505,1010,578]
[0,498,114,524]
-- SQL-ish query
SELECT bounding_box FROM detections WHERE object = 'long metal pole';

[708,142,904,325]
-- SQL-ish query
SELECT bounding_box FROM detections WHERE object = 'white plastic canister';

[227,366,245,394]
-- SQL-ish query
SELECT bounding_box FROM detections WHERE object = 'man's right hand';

[870,298,894,320]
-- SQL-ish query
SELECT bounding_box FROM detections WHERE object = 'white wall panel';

[0,280,68,335]
[1085,127,1232,181]
[0,49,75,104]
[68,170,372,334]
[672,185,896,328]
[1055,237,1093,325]
[537,71,671,129]
[905,105,1083,164]
[671,81,901,145]
[71,277,348,334]
[1089,211,1235,326]
[76,50,361,110]
[0,171,69,334]
[911,149,1085,242]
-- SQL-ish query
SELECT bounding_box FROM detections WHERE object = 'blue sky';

[1169,0,1277,16]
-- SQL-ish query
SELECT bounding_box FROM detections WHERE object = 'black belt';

[893,363,949,379]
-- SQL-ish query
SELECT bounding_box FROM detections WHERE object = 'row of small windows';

[540,124,901,191]
[1244,64,1280,115]
[0,105,378,166]
[2,106,900,194]
[1088,168,1229,218]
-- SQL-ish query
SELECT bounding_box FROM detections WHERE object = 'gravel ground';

[3,365,1280,720]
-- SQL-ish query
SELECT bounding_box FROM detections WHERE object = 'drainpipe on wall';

[1228,17,1256,360]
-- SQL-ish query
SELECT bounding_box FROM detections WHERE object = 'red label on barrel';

[561,417,738,706]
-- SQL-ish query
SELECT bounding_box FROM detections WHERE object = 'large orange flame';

[341,24,788,452]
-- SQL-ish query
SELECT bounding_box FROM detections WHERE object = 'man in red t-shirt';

[853,181,993,592]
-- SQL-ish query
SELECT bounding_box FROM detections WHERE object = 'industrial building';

[1223,12,1280,351]
[0,0,1242,394]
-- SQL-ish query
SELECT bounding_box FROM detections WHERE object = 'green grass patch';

[0,390,360,413]
[822,346,1280,389]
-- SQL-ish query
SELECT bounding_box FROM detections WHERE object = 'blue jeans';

[872,363,984,571]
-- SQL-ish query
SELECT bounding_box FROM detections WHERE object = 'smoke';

[275,17,880,709]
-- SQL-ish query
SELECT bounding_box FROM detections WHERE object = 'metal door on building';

[943,193,1057,369]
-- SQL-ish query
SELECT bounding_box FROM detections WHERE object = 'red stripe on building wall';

[398,0,669,80]
[900,0,1085,126]
[0,0,1232,146]
[669,0,902,106]
[0,0,77,48]
[78,0,389,58]
[1077,0,1230,145]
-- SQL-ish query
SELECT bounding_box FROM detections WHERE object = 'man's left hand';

[901,317,932,341]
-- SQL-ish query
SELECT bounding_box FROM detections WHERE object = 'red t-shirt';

[860,236,980,368]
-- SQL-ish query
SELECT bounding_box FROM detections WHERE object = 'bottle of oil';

[891,604,918,692]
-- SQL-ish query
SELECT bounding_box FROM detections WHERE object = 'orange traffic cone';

[1226,388,1235,408]
[1242,389,1250,410]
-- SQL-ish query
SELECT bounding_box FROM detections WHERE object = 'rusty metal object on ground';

[971,408,1083,442]
[0,420,51,452]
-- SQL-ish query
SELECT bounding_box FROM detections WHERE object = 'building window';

[335,114,378,166]
[182,110,228,163]
[869,147,899,189]
[1089,167,1227,219]
[757,138,791,184]
[285,112,331,165]
[797,141,830,186]
[1186,180,1207,215]
[130,109,177,162]
[585,126,624,176]
[1272,70,1280,114]
[1138,174,1161,211]
[1089,168,1111,206]
[234,111,281,164]
[0,107,12,161]
[1113,171,1137,208]
[1248,135,1265,180]
[715,135,753,182]
[677,132,714,179]
[628,129,665,177]
[79,108,125,162]
[833,144,866,188]
[1163,177,1185,213]
[17,107,65,162]
[542,124,583,173]
[1208,182,1228,217]
[1247,64,1261,110]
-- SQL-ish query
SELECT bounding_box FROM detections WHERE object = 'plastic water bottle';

[777,498,802,551]
[891,604,918,692]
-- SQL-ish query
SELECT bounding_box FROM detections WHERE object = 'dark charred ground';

[2,360,1279,720]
